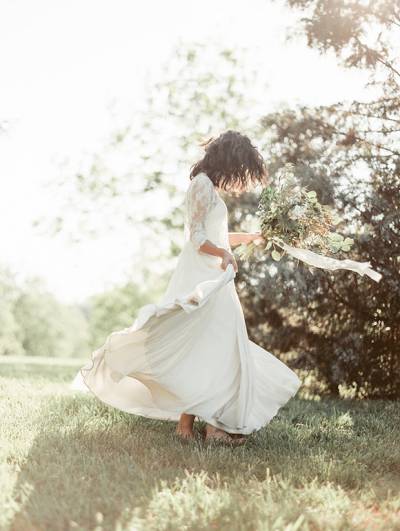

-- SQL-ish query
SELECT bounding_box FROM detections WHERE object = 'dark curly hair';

[189,130,268,192]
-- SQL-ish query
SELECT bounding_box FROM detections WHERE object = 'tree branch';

[333,128,400,156]
[348,111,400,125]
[376,57,400,79]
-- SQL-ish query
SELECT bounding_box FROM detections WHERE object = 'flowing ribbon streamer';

[274,240,382,283]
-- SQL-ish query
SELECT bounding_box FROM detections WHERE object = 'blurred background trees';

[0,265,166,357]
[235,0,399,398]
[3,0,398,398]
[0,266,89,358]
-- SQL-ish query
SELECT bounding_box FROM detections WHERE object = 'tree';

[231,0,399,397]
[41,42,264,257]
[0,267,24,356]
[13,277,90,358]
[86,270,168,350]
[0,265,91,358]
[37,41,268,325]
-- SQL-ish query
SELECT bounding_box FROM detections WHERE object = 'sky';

[0,0,371,303]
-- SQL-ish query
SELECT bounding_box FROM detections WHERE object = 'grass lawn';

[1,355,399,531]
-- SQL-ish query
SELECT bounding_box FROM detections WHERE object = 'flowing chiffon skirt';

[72,240,302,435]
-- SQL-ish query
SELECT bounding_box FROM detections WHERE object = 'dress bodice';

[183,172,230,251]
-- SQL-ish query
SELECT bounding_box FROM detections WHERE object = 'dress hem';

[73,369,301,435]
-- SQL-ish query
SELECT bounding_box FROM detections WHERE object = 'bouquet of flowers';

[236,164,381,282]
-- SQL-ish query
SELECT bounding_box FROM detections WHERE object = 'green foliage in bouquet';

[236,164,354,262]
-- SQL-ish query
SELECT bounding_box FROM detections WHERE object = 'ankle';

[178,413,195,428]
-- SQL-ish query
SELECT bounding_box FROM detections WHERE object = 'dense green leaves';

[234,0,400,398]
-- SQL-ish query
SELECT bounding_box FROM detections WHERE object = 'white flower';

[289,204,306,220]
[290,186,302,202]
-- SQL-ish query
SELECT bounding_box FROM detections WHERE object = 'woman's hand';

[221,250,238,272]
[198,240,238,272]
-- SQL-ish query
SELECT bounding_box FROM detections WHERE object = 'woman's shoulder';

[189,172,215,190]
[185,172,218,207]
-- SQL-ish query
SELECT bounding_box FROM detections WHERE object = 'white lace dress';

[72,172,301,434]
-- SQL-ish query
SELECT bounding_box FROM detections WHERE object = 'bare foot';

[204,424,245,445]
[176,413,196,440]
[176,426,195,440]
[229,433,247,444]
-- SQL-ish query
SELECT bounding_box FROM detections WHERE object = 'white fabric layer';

[277,241,382,282]
[72,173,301,434]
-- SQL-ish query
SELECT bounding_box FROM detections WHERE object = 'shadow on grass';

[9,393,177,531]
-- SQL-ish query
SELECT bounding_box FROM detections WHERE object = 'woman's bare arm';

[228,232,264,247]
[198,240,238,271]
[198,240,226,258]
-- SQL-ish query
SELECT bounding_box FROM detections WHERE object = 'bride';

[72,130,301,446]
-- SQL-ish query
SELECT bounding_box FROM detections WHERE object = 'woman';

[73,130,301,446]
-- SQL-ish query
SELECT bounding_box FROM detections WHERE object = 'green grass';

[1,355,399,531]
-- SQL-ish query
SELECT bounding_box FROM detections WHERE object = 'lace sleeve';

[185,173,216,251]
